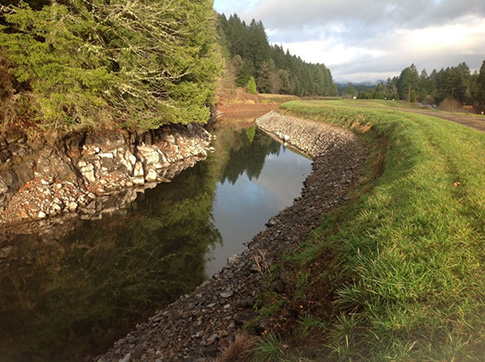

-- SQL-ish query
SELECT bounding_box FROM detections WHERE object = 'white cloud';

[279,39,387,67]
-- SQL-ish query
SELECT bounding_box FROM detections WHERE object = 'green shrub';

[247,76,257,95]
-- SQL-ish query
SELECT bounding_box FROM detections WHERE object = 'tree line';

[356,61,485,112]
[217,13,337,97]
[0,0,219,131]
[2,1,483,133]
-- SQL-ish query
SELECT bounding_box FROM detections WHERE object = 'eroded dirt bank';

[98,111,368,361]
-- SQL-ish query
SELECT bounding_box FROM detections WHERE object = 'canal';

[0,123,312,361]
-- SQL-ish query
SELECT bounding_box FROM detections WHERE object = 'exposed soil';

[97,111,368,361]
[213,88,297,121]
[215,102,282,121]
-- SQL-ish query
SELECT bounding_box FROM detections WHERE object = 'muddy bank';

[0,124,212,229]
[98,111,367,361]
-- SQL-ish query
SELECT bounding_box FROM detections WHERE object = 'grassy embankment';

[251,100,485,361]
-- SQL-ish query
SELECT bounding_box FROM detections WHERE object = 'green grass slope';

[253,100,485,361]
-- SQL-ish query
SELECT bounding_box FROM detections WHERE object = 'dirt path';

[402,108,485,132]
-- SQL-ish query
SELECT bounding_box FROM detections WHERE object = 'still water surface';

[208,143,312,276]
[0,125,312,361]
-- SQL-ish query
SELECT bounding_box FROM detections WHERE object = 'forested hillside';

[217,14,337,97]
[357,61,485,112]
[0,0,219,132]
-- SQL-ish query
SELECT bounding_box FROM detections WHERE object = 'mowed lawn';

[254,100,485,361]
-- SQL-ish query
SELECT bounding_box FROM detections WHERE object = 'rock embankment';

[0,124,212,228]
[98,111,367,361]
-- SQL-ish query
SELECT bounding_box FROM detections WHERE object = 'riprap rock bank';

[98,111,367,361]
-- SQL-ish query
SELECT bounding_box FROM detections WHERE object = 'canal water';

[0,124,312,362]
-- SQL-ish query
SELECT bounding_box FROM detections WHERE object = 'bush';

[439,98,463,112]
[247,76,257,95]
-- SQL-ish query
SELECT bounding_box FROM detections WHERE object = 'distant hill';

[335,81,383,96]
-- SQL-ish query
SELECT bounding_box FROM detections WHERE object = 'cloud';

[248,0,485,32]
[213,0,485,81]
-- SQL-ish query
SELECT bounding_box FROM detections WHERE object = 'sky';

[213,0,485,83]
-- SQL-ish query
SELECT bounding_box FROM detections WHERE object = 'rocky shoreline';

[97,111,368,361]
[0,124,213,230]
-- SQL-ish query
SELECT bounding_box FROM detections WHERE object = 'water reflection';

[0,124,312,362]
[220,127,281,184]
[0,161,221,362]
[207,135,312,275]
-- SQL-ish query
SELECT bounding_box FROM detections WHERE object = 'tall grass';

[264,100,485,360]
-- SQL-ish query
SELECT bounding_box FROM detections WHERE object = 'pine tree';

[397,64,420,100]
[346,83,356,98]
[477,60,485,108]
[216,13,336,97]
[410,89,417,103]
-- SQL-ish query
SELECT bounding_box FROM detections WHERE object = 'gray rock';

[227,254,241,267]
[220,291,233,299]
[119,352,131,362]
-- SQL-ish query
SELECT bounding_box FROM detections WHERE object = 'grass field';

[251,100,485,361]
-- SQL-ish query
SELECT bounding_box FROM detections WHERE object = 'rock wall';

[0,124,213,228]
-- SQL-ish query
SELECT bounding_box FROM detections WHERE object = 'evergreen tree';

[397,64,419,100]
[434,65,469,104]
[0,0,219,131]
[256,60,273,93]
[357,61,480,108]
[477,60,485,110]
[346,83,356,98]
[410,89,417,103]
[468,70,479,105]
[374,82,386,99]
[418,69,432,101]
[247,19,270,71]
[217,13,337,97]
